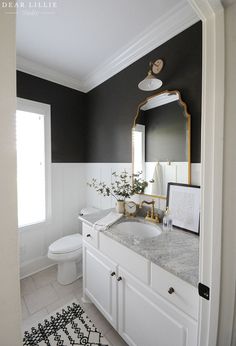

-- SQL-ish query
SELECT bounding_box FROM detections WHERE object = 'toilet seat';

[48,247,82,263]
[49,234,82,254]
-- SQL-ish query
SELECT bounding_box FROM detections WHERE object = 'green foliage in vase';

[87,170,149,201]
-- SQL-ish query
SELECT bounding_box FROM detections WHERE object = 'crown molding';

[17,1,199,93]
[16,56,87,92]
[83,1,199,92]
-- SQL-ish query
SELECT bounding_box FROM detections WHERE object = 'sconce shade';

[138,71,163,91]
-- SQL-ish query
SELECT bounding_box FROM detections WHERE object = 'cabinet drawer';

[151,263,199,320]
[82,224,98,248]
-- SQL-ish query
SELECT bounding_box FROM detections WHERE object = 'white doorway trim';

[187,1,224,345]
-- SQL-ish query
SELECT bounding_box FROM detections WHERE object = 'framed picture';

[166,183,200,235]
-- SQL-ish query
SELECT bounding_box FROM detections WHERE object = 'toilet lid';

[49,234,82,254]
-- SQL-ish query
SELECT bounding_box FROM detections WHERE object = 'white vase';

[116,200,125,214]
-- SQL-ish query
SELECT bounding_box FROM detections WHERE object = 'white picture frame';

[167,183,200,234]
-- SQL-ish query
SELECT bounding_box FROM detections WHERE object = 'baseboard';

[20,255,55,279]
[81,296,92,304]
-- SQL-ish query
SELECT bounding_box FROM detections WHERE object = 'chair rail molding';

[187,0,224,345]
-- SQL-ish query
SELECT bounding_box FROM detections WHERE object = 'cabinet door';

[118,267,197,346]
[83,244,117,328]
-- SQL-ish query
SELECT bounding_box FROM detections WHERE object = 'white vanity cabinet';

[83,244,118,328]
[82,223,198,346]
[117,267,197,346]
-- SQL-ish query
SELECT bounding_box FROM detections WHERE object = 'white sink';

[114,221,161,239]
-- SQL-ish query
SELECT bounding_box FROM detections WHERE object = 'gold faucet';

[139,200,159,223]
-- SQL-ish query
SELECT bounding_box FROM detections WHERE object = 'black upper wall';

[87,21,202,163]
[17,21,202,163]
[17,71,86,162]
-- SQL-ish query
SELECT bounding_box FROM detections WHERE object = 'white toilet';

[48,234,82,285]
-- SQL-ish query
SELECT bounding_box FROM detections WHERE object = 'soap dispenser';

[163,207,169,231]
[163,207,173,231]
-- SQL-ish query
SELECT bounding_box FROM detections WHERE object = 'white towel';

[162,164,177,195]
[93,211,123,231]
[79,207,100,216]
[151,162,163,196]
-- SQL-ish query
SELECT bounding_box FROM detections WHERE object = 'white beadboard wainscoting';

[85,162,201,210]
[19,163,86,278]
[85,163,132,210]
[145,162,189,196]
[19,162,201,278]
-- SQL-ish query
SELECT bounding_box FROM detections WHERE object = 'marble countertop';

[79,209,199,287]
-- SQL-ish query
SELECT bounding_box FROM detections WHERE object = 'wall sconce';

[138,59,164,91]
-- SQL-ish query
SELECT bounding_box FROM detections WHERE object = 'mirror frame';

[132,90,191,199]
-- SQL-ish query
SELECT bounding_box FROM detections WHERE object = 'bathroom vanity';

[79,210,199,346]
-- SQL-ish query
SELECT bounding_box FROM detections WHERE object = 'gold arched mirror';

[132,90,191,198]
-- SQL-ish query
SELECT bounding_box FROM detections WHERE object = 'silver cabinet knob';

[86,234,91,237]
[117,276,122,281]
[110,272,116,277]
[168,287,175,294]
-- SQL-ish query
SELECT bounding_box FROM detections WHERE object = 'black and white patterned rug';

[23,302,109,346]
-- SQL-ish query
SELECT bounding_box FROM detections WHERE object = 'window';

[16,98,51,228]
[133,124,145,177]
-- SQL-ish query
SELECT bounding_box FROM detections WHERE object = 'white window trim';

[133,124,145,178]
[17,98,52,230]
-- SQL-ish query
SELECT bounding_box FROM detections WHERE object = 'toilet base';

[57,260,82,285]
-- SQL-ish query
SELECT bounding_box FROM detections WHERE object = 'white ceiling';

[16,0,198,92]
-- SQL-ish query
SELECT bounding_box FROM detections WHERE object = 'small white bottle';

[163,207,169,231]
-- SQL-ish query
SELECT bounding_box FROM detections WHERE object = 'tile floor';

[21,265,128,346]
